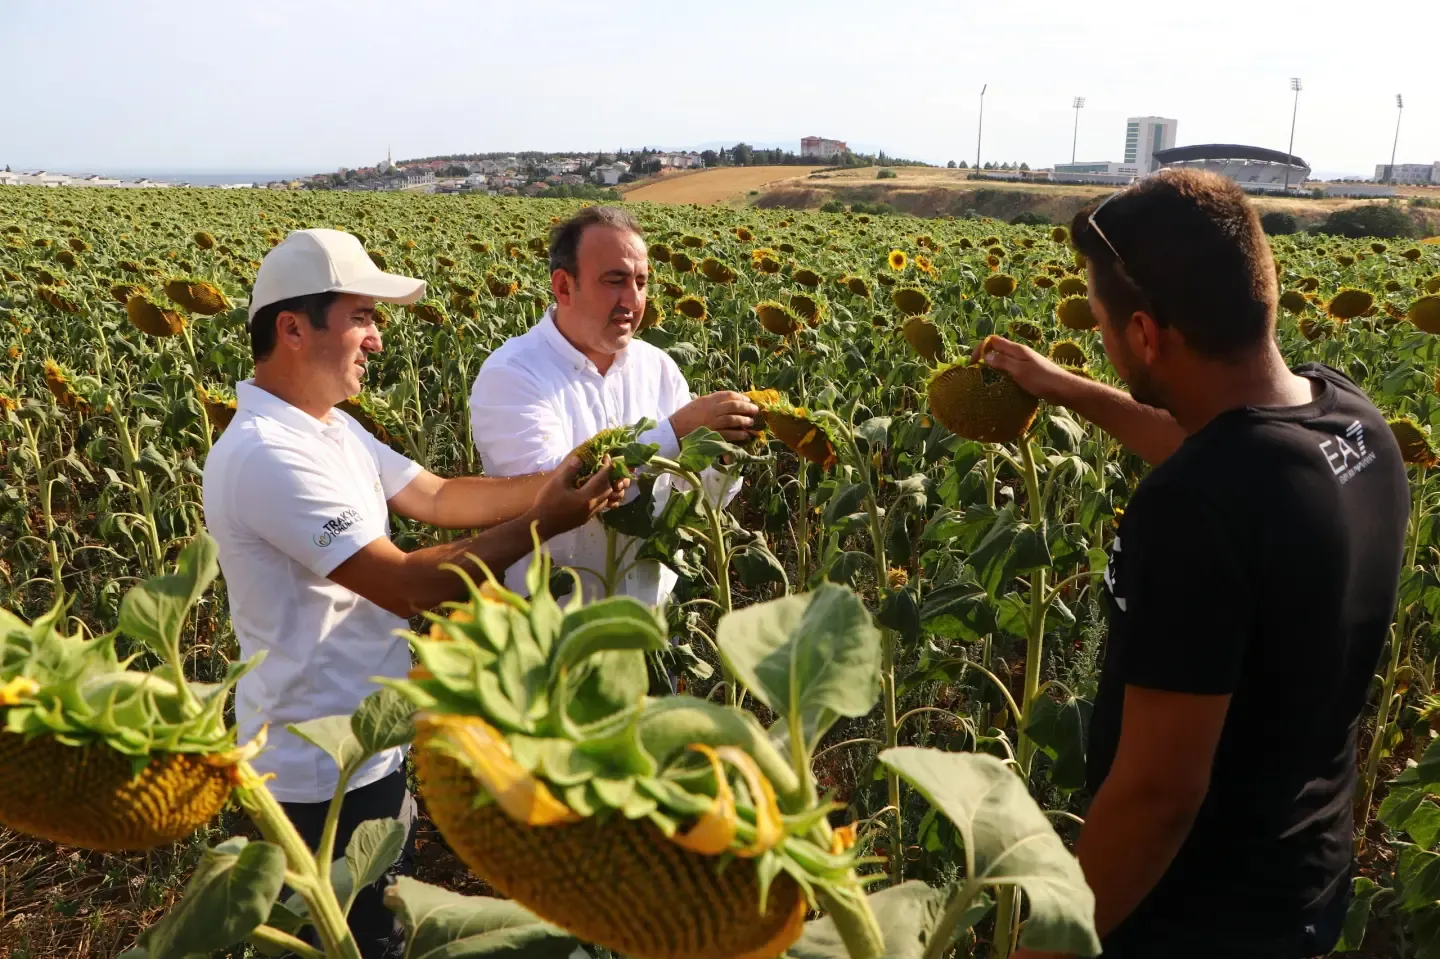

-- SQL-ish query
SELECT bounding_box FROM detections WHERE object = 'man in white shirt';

[202,229,624,959]
[469,207,757,614]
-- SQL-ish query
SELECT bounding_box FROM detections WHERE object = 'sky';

[3,0,1434,179]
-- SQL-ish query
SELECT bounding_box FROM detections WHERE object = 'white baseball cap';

[247,228,426,327]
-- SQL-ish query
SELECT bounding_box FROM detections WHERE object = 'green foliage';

[1317,205,1420,239]
[1260,211,1299,235]
[1009,211,1051,227]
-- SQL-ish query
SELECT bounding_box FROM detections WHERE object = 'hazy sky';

[4,0,1433,178]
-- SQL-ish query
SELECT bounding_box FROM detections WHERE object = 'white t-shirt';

[469,308,739,604]
[202,381,423,803]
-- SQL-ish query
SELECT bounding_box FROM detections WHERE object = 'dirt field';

[623,166,824,205]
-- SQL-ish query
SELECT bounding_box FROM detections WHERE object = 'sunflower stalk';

[993,434,1049,959]
[1356,464,1427,852]
[18,417,66,606]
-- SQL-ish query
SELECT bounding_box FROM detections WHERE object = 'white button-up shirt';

[469,308,739,605]
[202,381,423,803]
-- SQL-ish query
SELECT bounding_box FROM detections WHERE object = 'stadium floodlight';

[976,84,988,172]
[1388,94,1404,184]
[1071,97,1086,164]
[1284,78,1302,192]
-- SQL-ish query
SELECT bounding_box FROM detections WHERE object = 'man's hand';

[669,391,759,443]
[973,336,1083,406]
[525,455,627,538]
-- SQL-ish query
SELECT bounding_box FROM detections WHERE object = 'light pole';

[1283,78,1301,192]
[1071,97,1086,164]
[1388,94,1404,185]
[976,84,987,171]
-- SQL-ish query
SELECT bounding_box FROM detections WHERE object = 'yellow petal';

[715,745,784,858]
[418,713,578,826]
[669,743,738,856]
[429,607,473,641]
[830,822,858,854]
[0,676,40,705]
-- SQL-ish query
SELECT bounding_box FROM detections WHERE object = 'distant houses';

[0,170,174,188]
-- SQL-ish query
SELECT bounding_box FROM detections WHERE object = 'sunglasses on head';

[1085,186,1160,316]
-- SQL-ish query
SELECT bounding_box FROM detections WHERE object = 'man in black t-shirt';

[985,170,1409,959]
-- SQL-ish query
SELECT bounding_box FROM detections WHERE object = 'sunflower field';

[2,185,1440,958]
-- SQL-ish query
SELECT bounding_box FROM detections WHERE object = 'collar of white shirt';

[535,306,631,377]
[236,380,348,442]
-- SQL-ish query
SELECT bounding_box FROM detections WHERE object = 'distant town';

[0,138,902,195]
[2,127,1436,198]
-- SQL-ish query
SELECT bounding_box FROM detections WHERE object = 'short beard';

[1125,361,1168,412]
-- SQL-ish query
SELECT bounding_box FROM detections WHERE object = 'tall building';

[800,136,848,159]
[1125,117,1178,173]
[1373,162,1440,184]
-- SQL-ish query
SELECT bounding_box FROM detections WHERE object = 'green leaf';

[676,425,752,472]
[351,686,416,755]
[128,837,287,958]
[1334,876,1386,952]
[288,714,365,776]
[385,876,577,959]
[879,747,1100,955]
[550,597,667,679]
[343,817,407,911]
[822,482,869,528]
[117,531,220,662]
[920,584,997,642]
[1024,693,1091,792]
[717,584,881,755]
[785,881,984,959]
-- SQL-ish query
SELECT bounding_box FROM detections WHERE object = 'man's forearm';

[1073,779,1201,940]
[396,509,554,612]
[432,474,548,529]
[1056,375,1185,466]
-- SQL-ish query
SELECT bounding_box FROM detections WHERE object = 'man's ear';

[275,309,306,353]
[552,269,574,306]
[1128,310,1164,366]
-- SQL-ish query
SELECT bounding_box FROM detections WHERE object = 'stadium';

[1152,143,1311,192]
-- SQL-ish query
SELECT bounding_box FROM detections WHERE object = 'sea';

[72,171,313,187]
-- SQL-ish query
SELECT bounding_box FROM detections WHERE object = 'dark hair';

[1070,169,1277,361]
[249,291,338,363]
[548,206,644,279]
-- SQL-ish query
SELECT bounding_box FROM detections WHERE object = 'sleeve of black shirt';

[1115,483,1256,696]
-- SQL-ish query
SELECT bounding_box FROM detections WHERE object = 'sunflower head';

[1056,295,1096,331]
[1327,288,1375,320]
[892,285,932,317]
[1056,275,1087,298]
[846,275,871,298]
[1390,418,1440,468]
[887,250,908,271]
[755,300,801,337]
[902,315,945,363]
[788,293,825,327]
[1279,290,1309,315]
[675,295,708,320]
[983,273,1018,298]
[1409,295,1440,334]
[700,257,736,285]
[1047,339,1088,368]
[791,267,822,288]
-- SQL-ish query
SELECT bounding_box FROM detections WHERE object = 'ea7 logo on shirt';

[1319,420,1376,485]
[314,508,362,548]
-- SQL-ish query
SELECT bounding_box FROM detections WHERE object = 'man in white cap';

[202,229,626,958]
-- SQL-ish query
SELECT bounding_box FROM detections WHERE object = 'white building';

[1125,117,1178,173]
[1053,161,1140,178]
[73,174,121,187]
[801,136,848,159]
[0,171,18,186]
[658,152,702,170]
[1374,162,1440,184]
[594,161,630,186]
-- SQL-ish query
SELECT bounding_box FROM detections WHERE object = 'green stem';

[21,420,65,607]
[814,886,886,959]
[235,766,363,959]
[1357,471,1426,851]
[994,436,1047,959]
[922,878,986,959]
[247,925,325,959]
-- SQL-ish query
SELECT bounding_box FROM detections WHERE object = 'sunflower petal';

[716,745,784,858]
[669,743,738,855]
[418,713,579,826]
[0,676,40,705]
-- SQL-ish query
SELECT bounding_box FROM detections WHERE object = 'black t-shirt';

[1088,363,1409,954]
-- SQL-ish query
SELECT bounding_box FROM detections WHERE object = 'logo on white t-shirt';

[314,508,362,547]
